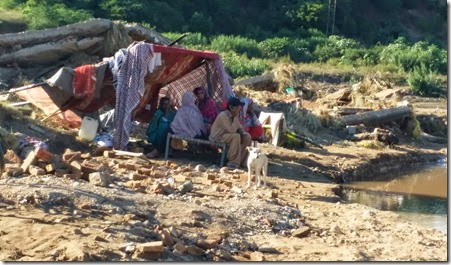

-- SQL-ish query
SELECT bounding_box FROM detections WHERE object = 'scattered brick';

[202,179,214,186]
[196,235,222,249]
[103,150,115,158]
[21,150,37,172]
[222,181,233,187]
[70,161,82,179]
[29,165,45,176]
[153,170,166,179]
[130,173,148,181]
[173,242,187,253]
[268,190,278,198]
[62,150,81,163]
[137,168,152,176]
[80,161,101,174]
[80,153,92,159]
[4,150,21,164]
[174,174,187,182]
[185,245,204,256]
[45,163,56,173]
[205,174,216,180]
[137,241,164,253]
[35,148,54,163]
[126,180,142,189]
[159,229,175,247]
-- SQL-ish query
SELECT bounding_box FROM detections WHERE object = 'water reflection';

[341,163,447,233]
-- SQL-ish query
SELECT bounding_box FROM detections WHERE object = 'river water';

[340,161,447,234]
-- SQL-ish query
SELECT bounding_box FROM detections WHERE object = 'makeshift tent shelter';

[16,42,234,150]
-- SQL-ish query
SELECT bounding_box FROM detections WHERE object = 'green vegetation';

[407,64,442,97]
[0,0,446,96]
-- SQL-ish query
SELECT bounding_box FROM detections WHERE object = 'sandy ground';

[0,73,447,261]
[0,141,447,261]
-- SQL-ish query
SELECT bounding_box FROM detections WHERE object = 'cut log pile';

[0,19,171,67]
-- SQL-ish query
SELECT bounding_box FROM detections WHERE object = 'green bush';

[407,64,442,97]
[210,35,262,58]
[22,0,92,30]
[221,51,270,78]
[258,37,291,59]
[163,32,209,50]
[314,35,361,62]
[380,37,447,74]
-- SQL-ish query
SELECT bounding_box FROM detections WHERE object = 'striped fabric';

[113,43,154,150]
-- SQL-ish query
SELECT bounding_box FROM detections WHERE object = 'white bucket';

[78,116,99,141]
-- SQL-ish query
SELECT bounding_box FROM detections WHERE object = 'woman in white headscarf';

[171,92,207,139]
[240,97,264,142]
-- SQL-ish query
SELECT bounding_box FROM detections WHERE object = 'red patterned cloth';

[72,64,96,98]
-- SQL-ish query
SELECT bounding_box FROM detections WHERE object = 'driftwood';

[341,106,412,126]
[351,128,399,145]
[0,19,112,48]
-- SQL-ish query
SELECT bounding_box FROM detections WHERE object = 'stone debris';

[194,164,207,172]
[292,227,310,238]
[179,181,193,194]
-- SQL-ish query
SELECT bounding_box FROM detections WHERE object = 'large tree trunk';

[124,24,172,45]
[341,106,412,126]
[0,37,104,66]
[0,19,112,48]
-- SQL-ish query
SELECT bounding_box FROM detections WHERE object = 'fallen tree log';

[419,131,447,144]
[124,24,172,45]
[333,107,373,116]
[0,36,104,66]
[0,19,112,48]
[341,106,412,126]
[234,73,278,91]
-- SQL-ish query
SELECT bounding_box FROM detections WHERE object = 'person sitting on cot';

[146,97,176,158]
[241,97,265,142]
[193,87,218,133]
[171,92,208,140]
[209,96,251,169]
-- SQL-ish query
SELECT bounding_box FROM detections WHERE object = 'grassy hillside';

[0,0,447,97]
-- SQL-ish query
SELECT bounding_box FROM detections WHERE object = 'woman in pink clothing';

[193,87,218,133]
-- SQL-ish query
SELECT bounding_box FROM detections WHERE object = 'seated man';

[209,96,251,168]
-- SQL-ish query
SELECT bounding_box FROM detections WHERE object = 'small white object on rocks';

[194,164,207,172]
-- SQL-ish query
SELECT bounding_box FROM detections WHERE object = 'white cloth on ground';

[258,112,287,146]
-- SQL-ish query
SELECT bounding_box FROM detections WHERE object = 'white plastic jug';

[78,116,99,141]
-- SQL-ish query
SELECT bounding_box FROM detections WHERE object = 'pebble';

[330,224,343,234]
[179,181,193,194]
[258,246,278,253]
[50,250,60,258]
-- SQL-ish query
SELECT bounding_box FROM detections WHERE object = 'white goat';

[246,146,268,189]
